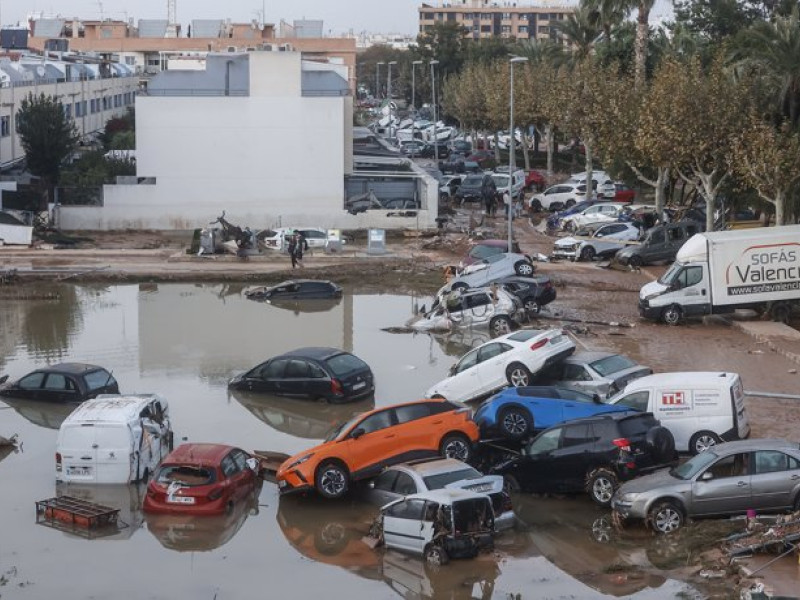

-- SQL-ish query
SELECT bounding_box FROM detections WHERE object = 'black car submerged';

[0,363,119,403]
[228,347,374,403]
[244,280,342,302]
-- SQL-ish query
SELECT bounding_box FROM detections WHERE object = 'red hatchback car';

[143,444,258,515]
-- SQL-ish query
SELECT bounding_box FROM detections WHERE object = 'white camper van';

[56,395,172,484]
[607,372,750,455]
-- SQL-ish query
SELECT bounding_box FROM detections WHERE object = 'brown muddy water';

[0,282,777,599]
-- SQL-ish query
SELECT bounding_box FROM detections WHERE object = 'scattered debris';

[35,496,125,539]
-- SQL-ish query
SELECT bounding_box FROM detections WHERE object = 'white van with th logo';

[56,394,173,484]
[607,372,750,455]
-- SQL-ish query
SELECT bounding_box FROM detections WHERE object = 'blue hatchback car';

[474,386,631,440]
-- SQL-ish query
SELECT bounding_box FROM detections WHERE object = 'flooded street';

[1,282,797,598]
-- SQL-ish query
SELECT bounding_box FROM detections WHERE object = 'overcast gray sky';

[4,0,425,35]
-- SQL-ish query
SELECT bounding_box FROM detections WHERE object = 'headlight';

[618,492,638,503]
[286,454,314,470]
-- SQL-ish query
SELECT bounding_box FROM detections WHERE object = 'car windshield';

[422,467,482,490]
[325,353,368,377]
[589,355,637,377]
[658,262,684,285]
[463,176,483,186]
[469,245,503,259]
[157,465,216,486]
[84,369,114,391]
[324,415,361,442]
[493,175,510,186]
[671,451,719,480]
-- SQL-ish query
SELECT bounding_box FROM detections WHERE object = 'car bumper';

[277,470,314,495]
[537,288,557,307]
[638,299,662,320]
[143,495,228,516]
[495,510,516,531]
[610,496,647,520]
[552,248,578,260]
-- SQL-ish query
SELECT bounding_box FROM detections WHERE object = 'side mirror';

[351,427,365,440]
[0,375,8,385]
[700,471,714,481]
[449,364,457,376]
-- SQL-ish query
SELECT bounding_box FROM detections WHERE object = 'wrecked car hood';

[444,475,504,495]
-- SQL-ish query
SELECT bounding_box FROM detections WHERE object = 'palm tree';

[729,8,800,126]
[584,0,626,46]
[554,4,603,63]
[618,0,656,87]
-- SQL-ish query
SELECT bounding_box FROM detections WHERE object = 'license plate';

[167,495,195,504]
[352,381,366,390]
[278,480,288,489]
[68,466,92,476]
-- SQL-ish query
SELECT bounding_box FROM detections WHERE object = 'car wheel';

[490,315,513,336]
[499,406,532,439]
[563,221,575,232]
[503,474,521,493]
[628,255,643,268]
[793,493,800,512]
[646,426,676,462]
[662,304,683,326]
[586,468,619,507]
[772,303,791,324]
[440,433,472,462]
[648,501,684,534]
[530,199,542,212]
[451,282,469,292]
[315,461,350,499]
[580,246,596,262]
[514,261,534,276]
[689,431,721,455]
[523,297,541,314]
[424,544,449,568]
[506,363,531,387]
[565,199,576,208]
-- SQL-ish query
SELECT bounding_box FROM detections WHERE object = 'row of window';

[64,91,135,118]
[421,11,566,21]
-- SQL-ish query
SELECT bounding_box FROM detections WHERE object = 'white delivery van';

[56,394,172,484]
[638,225,800,325]
[607,372,750,455]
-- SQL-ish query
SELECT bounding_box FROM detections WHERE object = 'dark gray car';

[535,352,652,398]
[615,220,701,267]
[611,439,800,533]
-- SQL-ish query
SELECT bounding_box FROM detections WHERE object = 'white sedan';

[552,222,641,261]
[560,203,624,231]
[425,329,576,403]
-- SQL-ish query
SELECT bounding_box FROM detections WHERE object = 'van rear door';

[731,376,750,439]
[59,424,98,482]
[94,424,135,484]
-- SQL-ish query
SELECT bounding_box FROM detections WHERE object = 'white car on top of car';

[425,328,576,403]
[559,203,624,231]
[447,252,535,291]
[552,222,641,262]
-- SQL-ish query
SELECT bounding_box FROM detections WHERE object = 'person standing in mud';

[287,232,298,268]
[293,231,309,268]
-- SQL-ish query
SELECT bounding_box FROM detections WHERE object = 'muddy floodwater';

[3,282,789,599]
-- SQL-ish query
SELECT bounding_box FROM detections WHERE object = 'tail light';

[56,452,62,472]
[208,487,224,501]
[612,438,631,451]
[530,339,548,351]
[331,378,343,395]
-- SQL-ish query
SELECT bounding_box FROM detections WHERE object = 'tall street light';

[507,55,528,250]
[412,60,423,148]
[375,61,385,99]
[430,59,439,163]
[387,60,397,139]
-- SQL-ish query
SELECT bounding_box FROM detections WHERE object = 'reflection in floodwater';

[54,481,146,541]
[2,397,79,430]
[382,551,502,600]
[144,481,262,552]
[0,443,17,465]
[21,286,83,360]
[429,330,492,359]
[277,495,381,580]
[514,495,669,597]
[252,297,344,314]
[229,389,374,439]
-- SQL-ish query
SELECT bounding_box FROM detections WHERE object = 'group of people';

[286,231,309,268]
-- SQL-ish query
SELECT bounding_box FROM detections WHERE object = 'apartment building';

[419,1,574,41]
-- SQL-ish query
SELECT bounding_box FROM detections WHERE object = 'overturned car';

[408,287,522,336]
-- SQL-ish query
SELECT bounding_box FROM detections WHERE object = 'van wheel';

[646,426,675,463]
[662,305,682,326]
[689,431,721,455]
[586,468,619,507]
[580,246,596,262]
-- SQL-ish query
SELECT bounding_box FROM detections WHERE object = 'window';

[501,26,511,33]
[562,424,592,447]
[518,26,528,33]
[464,293,490,309]
[590,355,637,377]
[285,360,310,378]
[478,342,510,362]
[125,56,135,66]
[261,359,288,379]
[615,391,649,412]
[0,116,9,137]
[232,449,248,471]
[668,226,684,242]
[43,374,74,391]
[308,363,326,379]
[675,266,703,289]
[221,454,238,477]
[373,470,398,491]
[705,453,749,479]
[75,102,82,117]
[754,451,798,474]
[393,472,417,495]
[386,498,426,520]
[456,349,479,374]
[325,353,368,377]
[527,428,562,455]
[85,369,115,391]
[649,229,666,244]
[563,364,592,382]
[557,388,595,403]
[686,224,699,236]
[63,104,72,119]
[502,13,511,19]
[358,410,393,435]
[395,403,430,424]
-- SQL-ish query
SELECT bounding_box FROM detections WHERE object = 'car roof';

[625,372,739,389]
[164,443,237,466]
[566,351,618,364]
[471,239,510,248]
[277,347,349,360]
[362,398,452,419]
[405,488,488,504]
[36,363,107,376]
[64,394,164,424]
[270,279,335,287]
[710,439,800,454]
[393,458,475,477]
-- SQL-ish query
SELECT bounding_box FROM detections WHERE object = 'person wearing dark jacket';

[293,232,309,268]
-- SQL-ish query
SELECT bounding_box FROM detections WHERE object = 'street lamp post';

[375,61,384,99]
[429,59,439,163]
[507,55,528,250]
[412,60,423,149]
[387,60,397,139]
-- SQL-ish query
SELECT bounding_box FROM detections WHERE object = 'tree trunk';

[584,140,593,199]
[775,190,785,226]
[635,3,651,89]
[494,131,502,163]
[654,167,669,216]
[521,131,531,171]
[533,126,540,155]
[545,124,554,177]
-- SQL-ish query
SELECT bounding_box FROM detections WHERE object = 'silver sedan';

[611,439,800,533]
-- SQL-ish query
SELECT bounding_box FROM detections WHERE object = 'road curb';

[729,320,800,367]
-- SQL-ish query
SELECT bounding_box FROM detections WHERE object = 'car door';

[692,452,752,516]
[750,450,800,510]
[559,363,599,394]
[13,372,46,400]
[442,348,481,402]
[548,423,596,491]
[304,360,332,399]
[251,359,288,393]
[474,342,513,394]
[671,265,710,316]
[464,292,494,326]
[370,470,401,506]
[515,427,564,492]
[342,409,398,478]
[557,388,604,421]
[391,403,434,454]
[644,228,667,262]
[40,373,82,403]
[382,498,431,554]
[281,359,312,397]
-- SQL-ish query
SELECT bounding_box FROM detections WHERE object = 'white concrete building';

[60,50,438,231]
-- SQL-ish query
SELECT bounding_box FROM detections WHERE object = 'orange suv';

[276,399,479,499]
